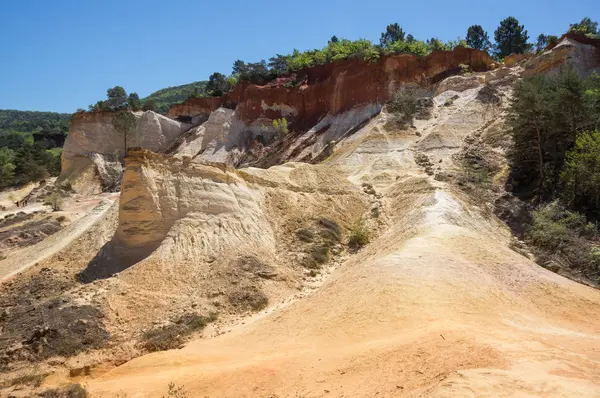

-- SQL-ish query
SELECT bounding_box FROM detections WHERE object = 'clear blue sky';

[0,0,597,113]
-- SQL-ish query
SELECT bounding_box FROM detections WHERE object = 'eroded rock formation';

[524,32,600,76]
[168,46,494,130]
[59,111,190,192]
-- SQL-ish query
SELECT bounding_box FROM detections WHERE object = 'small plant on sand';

[40,383,87,398]
[3,372,47,388]
[162,382,188,398]
[142,313,218,352]
[385,88,418,130]
[45,192,64,211]
[348,218,370,249]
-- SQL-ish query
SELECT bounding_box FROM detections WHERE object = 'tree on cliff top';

[569,17,599,38]
[494,17,530,58]
[112,110,137,156]
[380,23,406,47]
[535,34,558,53]
[466,25,491,51]
[207,72,230,96]
[107,86,126,99]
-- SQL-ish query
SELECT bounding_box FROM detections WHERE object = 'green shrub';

[348,219,370,249]
[296,228,315,242]
[45,192,64,211]
[162,382,188,398]
[40,383,87,398]
[3,372,47,388]
[142,313,217,352]
[525,201,599,277]
[228,287,268,311]
[458,63,472,74]
[272,118,289,137]
[386,88,418,129]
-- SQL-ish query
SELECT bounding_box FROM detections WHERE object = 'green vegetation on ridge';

[507,67,600,280]
[141,81,208,113]
[0,110,70,188]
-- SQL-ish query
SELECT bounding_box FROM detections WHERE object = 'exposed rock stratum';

[3,38,600,397]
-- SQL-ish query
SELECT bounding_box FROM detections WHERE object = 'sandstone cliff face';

[524,32,600,76]
[168,47,494,130]
[59,111,191,192]
[115,150,273,259]
[162,47,494,168]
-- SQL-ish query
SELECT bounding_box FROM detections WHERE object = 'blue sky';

[0,0,597,113]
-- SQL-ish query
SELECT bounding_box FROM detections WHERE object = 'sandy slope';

[86,185,600,397]
[0,194,118,281]
[81,80,600,397]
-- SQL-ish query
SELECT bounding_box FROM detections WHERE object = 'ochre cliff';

[59,110,190,193]
[168,46,494,130]
[524,32,600,76]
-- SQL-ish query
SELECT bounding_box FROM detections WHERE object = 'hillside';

[1,30,600,398]
[0,110,71,187]
[142,81,207,113]
[0,109,71,134]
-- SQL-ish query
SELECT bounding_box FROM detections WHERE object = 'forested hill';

[142,81,207,113]
[0,110,72,188]
[0,109,71,134]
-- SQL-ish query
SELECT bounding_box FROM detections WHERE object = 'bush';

[228,287,268,311]
[3,372,47,388]
[45,192,64,211]
[348,219,370,249]
[386,88,418,129]
[525,201,599,278]
[162,382,188,398]
[272,118,289,137]
[142,313,217,352]
[40,384,87,398]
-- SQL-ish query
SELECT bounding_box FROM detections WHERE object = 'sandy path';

[0,194,119,282]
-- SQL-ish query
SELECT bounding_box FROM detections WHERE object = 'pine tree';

[466,25,491,50]
[494,17,530,58]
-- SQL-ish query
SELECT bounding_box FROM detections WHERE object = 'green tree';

[237,60,271,84]
[569,17,599,38]
[0,147,16,187]
[535,34,558,53]
[207,72,229,96]
[507,67,591,199]
[427,38,446,51]
[142,99,156,112]
[494,16,530,57]
[107,86,126,99]
[329,35,339,43]
[112,110,137,155]
[561,130,600,215]
[466,25,491,50]
[380,23,405,47]
[232,60,246,75]
[128,92,141,110]
[268,54,291,75]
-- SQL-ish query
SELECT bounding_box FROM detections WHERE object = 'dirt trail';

[82,84,600,397]
[0,194,118,282]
